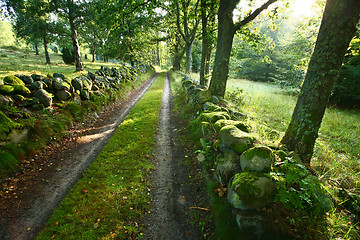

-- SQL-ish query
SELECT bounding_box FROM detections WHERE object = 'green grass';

[36,72,165,240]
[0,47,127,80]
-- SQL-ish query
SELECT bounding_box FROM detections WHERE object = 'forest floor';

[0,72,204,240]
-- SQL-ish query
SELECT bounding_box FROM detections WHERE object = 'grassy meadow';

[0,46,123,79]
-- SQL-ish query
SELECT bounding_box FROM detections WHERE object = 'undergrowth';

[36,72,164,239]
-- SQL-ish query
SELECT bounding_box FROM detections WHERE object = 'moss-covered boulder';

[198,89,212,103]
[13,85,31,96]
[4,76,24,85]
[199,111,230,124]
[219,125,255,154]
[0,111,21,141]
[215,152,241,184]
[53,78,70,91]
[203,102,228,113]
[214,119,251,133]
[228,172,277,210]
[34,89,52,107]
[0,85,14,95]
[240,146,274,172]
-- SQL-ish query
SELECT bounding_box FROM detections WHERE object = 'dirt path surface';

[0,74,158,240]
[144,73,198,240]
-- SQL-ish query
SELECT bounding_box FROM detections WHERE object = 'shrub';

[62,47,75,65]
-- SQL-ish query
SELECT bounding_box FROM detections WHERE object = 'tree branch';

[234,0,277,31]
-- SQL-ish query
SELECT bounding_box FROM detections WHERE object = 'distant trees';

[281,0,360,163]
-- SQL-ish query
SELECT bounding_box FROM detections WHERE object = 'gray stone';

[212,95,220,104]
[30,81,44,91]
[31,74,43,81]
[22,75,34,84]
[34,89,52,107]
[240,146,274,172]
[56,90,71,101]
[0,94,11,105]
[228,172,277,210]
[32,103,45,111]
[80,89,90,100]
[71,78,83,91]
[87,71,96,81]
[215,152,241,184]
[53,73,65,79]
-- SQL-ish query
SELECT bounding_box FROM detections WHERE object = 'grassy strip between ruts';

[36,72,165,240]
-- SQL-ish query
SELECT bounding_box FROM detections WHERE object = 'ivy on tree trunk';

[281,0,360,164]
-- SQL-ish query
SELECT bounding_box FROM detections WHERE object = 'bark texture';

[281,0,360,163]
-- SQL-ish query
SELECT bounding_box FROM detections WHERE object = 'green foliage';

[61,47,74,65]
[330,59,360,107]
[225,87,246,106]
[0,20,16,47]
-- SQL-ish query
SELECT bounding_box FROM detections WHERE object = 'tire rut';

[144,72,197,240]
[0,74,158,240]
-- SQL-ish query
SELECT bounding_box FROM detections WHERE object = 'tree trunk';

[35,42,39,55]
[209,0,236,97]
[68,6,83,72]
[281,0,360,164]
[43,36,51,64]
[92,49,96,62]
[185,42,193,74]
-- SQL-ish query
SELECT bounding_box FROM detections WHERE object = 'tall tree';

[280,0,360,164]
[10,0,55,64]
[52,0,85,71]
[208,0,277,97]
[175,0,200,74]
[199,0,217,86]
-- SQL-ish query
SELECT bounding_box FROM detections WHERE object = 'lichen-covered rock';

[53,73,65,79]
[214,119,251,133]
[30,81,44,91]
[0,85,14,95]
[199,111,230,124]
[80,89,90,100]
[240,146,274,172]
[34,89,52,107]
[228,172,277,210]
[42,78,52,88]
[13,85,31,96]
[71,78,83,91]
[4,76,24,85]
[215,152,241,184]
[219,125,255,154]
[56,90,71,101]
